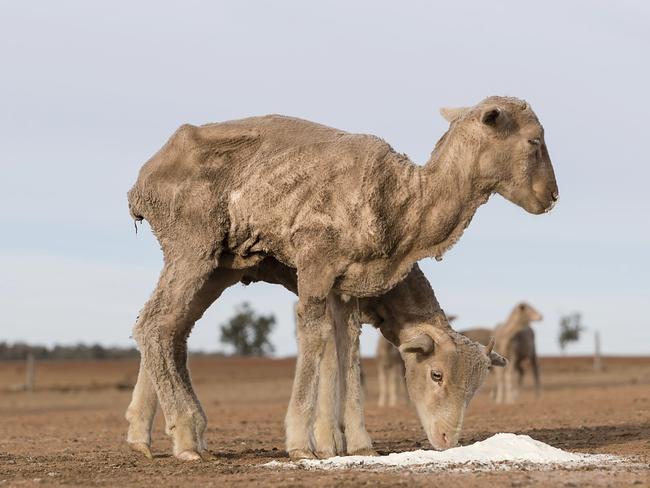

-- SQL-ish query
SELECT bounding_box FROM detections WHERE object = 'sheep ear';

[490,351,508,368]
[481,106,502,126]
[440,107,469,123]
[486,337,496,356]
[399,334,435,356]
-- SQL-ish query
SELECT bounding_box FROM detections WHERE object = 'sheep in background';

[461,303,542,403]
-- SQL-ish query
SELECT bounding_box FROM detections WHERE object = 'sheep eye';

[528,138,541,146]
[430,371,443,383]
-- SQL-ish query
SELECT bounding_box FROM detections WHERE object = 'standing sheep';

[126,96,558,460]
[461,303,543,403]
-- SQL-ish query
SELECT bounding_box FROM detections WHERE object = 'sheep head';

[440,96,559,215]
[515,302,543,322]
[398,326,506,450]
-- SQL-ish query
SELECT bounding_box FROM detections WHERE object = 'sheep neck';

[398,127,494,262]
[498,310,530,340]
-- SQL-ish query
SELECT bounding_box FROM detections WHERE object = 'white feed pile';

[264,433,622,471]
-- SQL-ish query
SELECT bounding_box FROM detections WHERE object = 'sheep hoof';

[349,447,378,456]
[199,449,216,460]
[129,442,153,459]
[176,449,202,461]
[288,449,317,460]
[314,449,337,459]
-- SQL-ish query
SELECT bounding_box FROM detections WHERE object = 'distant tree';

[558,313,585,353]
[219,302,276,356]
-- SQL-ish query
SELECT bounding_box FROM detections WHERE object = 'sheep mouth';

[544,197,558,213]
[529,191,558,215]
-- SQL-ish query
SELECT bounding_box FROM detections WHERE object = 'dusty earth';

[1,354,648,487]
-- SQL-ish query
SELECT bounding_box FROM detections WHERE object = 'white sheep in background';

[462,303,543,403]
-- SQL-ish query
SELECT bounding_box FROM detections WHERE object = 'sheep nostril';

[551,191,559,201]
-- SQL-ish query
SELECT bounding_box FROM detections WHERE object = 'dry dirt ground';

[1,355,649,487]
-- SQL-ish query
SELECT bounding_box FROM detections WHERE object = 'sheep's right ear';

[440,107,469,123]
[490,351,508,367]
[399,334,435,356]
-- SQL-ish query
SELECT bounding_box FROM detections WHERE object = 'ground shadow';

[209,447,287,460]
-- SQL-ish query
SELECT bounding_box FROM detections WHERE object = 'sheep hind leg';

[334,297,375,456]
[126,267,242,459]
[399,359,409,405]
[125,362,157,459]
[132,261,240,461]
[126,358,217,460]
[377,362,387,407]
[311,312,345,458]
[388,364,399,407]
[515,360,525,388]
[531,353,541,398]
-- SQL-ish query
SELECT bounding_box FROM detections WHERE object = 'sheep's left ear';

[399,334,435,356]
[440,107,469,123]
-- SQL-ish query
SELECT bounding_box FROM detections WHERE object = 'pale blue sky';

[1,1,648,356]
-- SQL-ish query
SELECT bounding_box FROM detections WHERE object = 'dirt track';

[1,355,649,487]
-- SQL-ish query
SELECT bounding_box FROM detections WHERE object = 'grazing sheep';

[461,303,543,403]
[127,261,507,459]
[126,96,558,460]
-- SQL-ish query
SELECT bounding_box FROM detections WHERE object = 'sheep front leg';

[494,367,505,404]
[285,296,330,460]
[504,364,518,403]
[311,315,345,458]
[334,298,375,456]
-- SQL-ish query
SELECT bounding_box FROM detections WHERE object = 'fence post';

[26,352,35,392]
[593,331,602,372]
